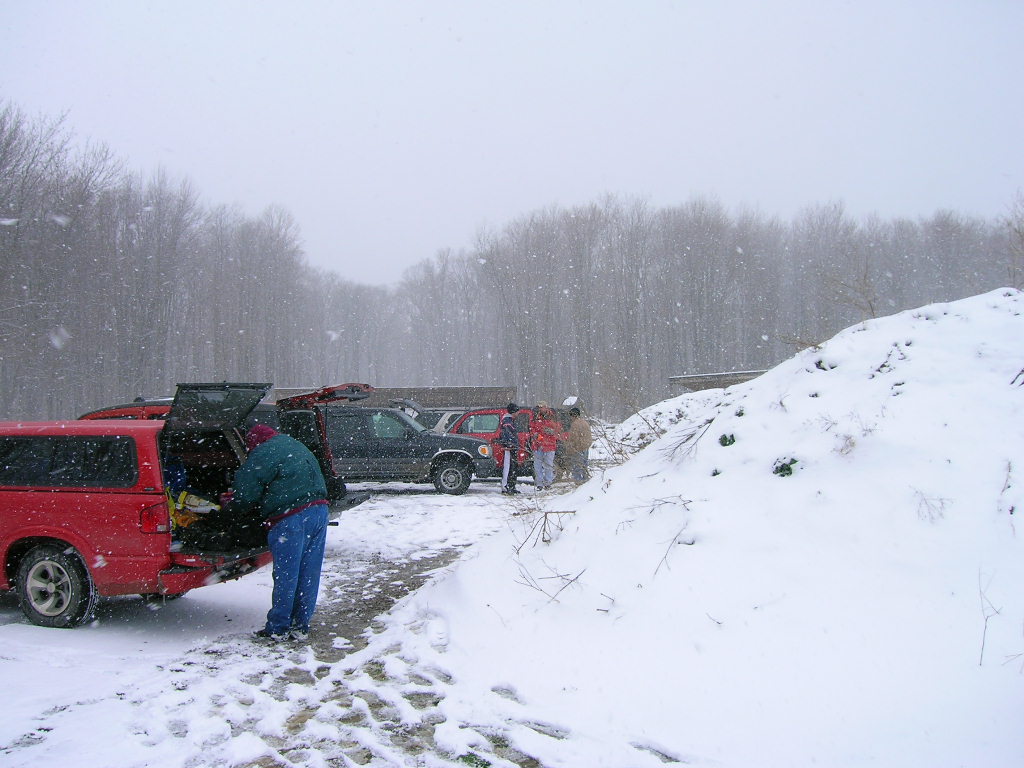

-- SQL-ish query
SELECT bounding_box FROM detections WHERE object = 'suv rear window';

[325,409,372,444]
[0,436,138,488]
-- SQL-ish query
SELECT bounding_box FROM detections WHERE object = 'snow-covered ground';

[0,488,511,767]
[3,288,1023,767]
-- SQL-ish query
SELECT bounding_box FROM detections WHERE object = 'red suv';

[447,407,536,474]
[448,406,576,478]
[0,383,278,627]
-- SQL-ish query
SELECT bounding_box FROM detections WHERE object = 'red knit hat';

[245,424,279,451]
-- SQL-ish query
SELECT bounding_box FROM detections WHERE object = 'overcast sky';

[2,1,1022,285]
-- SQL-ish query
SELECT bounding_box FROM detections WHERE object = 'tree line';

[2,103,1021,422]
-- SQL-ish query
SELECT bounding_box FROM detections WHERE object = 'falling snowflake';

[48,326,72,349]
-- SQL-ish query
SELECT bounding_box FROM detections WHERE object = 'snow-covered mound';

[607,388,724,454]
[335,288,1024,767]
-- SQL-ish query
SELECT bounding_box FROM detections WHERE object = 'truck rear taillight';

[140,501,171,534]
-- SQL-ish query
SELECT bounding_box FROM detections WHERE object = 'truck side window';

[0,436,136,488]
[0,437,54,486]
[74,437,136,486]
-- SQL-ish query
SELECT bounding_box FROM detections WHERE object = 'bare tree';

[1004,191,1024,289]
[2,98,1019,422]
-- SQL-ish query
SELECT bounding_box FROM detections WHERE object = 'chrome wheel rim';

[25,559,73,617]
[439,468,463,490]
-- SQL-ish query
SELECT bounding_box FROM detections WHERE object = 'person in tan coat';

[565,406,592,484]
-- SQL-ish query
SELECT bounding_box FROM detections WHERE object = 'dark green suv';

[276,385,497,496]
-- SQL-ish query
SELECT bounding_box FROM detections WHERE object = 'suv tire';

[17,544,97,628]
[432,458,472,495]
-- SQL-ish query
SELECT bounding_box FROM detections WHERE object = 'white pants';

[501,450,517,490]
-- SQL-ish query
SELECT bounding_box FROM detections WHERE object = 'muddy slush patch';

[307,548,462,663]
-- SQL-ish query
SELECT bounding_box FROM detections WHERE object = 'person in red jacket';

[529,402,564,490]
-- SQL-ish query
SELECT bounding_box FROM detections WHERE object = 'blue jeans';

[534,449,555,487]
[265,503,329,635]
[570,450,589,484]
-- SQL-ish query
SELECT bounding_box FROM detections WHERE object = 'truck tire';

[433,458,472,495]
[16,544,97,628]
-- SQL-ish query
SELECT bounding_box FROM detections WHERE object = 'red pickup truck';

[0,383,280,627]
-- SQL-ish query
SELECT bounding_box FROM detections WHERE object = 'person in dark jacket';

[498,402,521,494]
[230,424,330,641]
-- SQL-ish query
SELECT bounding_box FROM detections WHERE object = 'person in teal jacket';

[230,424,330,641]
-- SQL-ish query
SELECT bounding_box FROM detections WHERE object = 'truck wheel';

[16,544,97,628]
[433,459,472,495]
